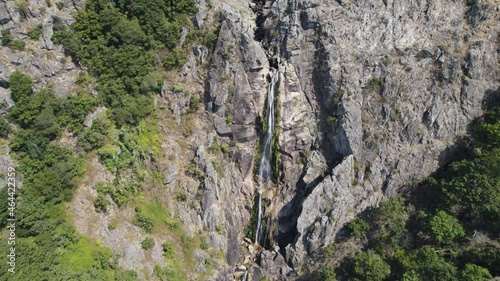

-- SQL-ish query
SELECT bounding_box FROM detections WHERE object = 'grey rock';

[249,264,263,281]
[287,155,380,267]
[163,164,178,185]
[0,60,10,89]
[193,45,209,64]
[260,250,292,276]
[40,17,55,50]
[302,150,327,186]
[214,116,232,135]
[0,2,11,24]
[465,41,485,79]
[333,100,363,161]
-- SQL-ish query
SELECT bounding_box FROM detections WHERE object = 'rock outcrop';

[0,0,498,279]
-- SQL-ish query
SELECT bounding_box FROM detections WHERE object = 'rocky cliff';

[0,0,498,280]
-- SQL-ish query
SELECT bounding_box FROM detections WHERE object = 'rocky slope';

[0,0,498,280]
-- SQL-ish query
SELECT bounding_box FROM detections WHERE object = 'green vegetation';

[108,219,118,230]
[141,238,155,250]
[28,24,43,40]
[319,267,336,281]
[1,0,206,278]
[354,252,391,281]
[429,210,465,245]
[0,117,10,137]
[461,263,493,281]
[1,30,25,50]
[188,96,201,113]
[367,77,382,93]
[56,1,65,10]
[133,207,155,233]
[345,217,369,238]
[52,0,198,127]
[322,244,335,259]
[0,71,138,280]
[78,117,110,151]
[316,102,500,280]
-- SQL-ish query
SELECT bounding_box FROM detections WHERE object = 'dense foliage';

[0,72,137,280]
[52,0,197,127]
[1,0,205,279]
[318,99,500,280]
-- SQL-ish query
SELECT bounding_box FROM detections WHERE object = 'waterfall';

[255,72,279,245]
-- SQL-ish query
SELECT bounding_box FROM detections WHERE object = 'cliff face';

[0,0,498,279]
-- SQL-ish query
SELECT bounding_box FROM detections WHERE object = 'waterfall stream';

[255,72,279,245]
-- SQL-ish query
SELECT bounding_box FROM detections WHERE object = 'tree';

[401,272,420,281]
[429,210,465,245]
[345,217,370,238]
[460,264,492,281]
[78,117,110,151]
[319,267,336,281]
[414,246,458,281]
[353,251,391,281]
[0,117,10,137]
[34,106,62,140]
[376,196,408,246]
[9,71,33,103]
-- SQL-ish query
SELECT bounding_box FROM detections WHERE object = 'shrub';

[216,225,223,234]
[382,57,392,66]
[56,2,65,10]
[1,30,11,46]
[8,39,25,50]
[376,196,408,245]
[367,77,382,92]
[345,217,369,238]
[108,219,118,230]
[141,238,155,250]
[171,85,183,93]
[326,116,337,124]
[59,92,97,133]
[174,192,188,202]
[16,0,29,15]
[0,30,25,49]
[28,24,43,40]
[94,193,109,212]
[0,117,10,138]
[188,96,201,113]
[162,242,175,258]
[219,144,229,154]
[133,208,155,233]
[78,117,110,151]
[163,48,187,70]
[322,244,335,258]
[140,71,162,94]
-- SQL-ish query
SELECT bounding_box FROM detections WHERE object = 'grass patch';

[60,237,101,273]
[135,115,161,156]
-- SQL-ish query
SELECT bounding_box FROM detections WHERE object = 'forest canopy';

[52,0,197,126]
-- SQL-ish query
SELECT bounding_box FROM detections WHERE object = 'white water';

[255,72,279,245]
